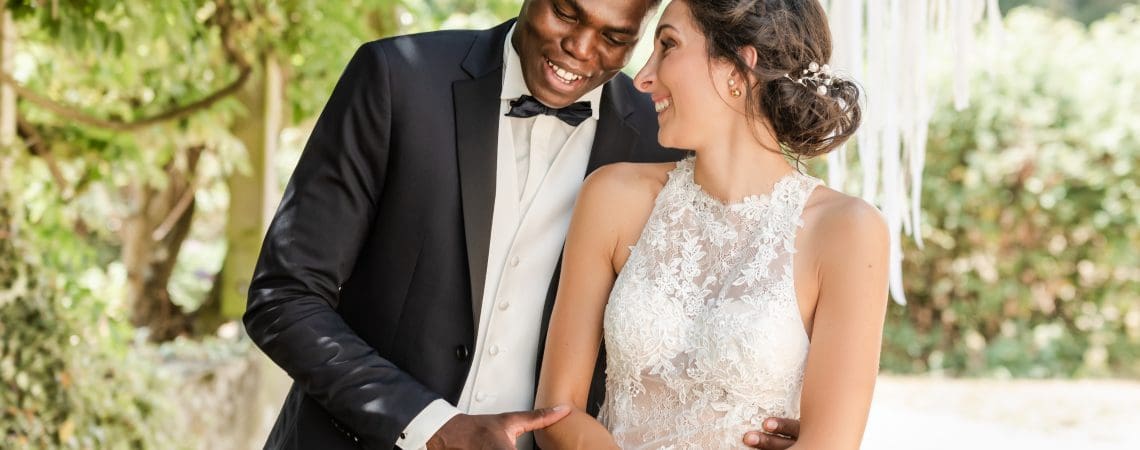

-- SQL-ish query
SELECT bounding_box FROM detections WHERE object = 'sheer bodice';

[600,157,821,449]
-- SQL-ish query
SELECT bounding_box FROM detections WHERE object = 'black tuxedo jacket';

[244,20,683,449]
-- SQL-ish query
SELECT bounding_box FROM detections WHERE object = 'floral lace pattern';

[600,157,821,449]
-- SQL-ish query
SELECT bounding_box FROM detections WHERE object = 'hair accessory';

[784,61,834,96]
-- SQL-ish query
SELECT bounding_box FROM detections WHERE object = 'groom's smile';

[543,57,588,91]
[513,0,658,108]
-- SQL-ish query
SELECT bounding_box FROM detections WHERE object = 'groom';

[244,0,799,449]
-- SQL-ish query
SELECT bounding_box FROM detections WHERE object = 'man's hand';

[427,406,570,450]
[743,417,800,450]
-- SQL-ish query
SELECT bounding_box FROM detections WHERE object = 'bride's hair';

[686,0,861,158]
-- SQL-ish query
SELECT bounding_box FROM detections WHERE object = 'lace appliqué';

[600,157,821,449]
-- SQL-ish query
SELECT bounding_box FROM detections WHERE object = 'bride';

[533,0,888,449]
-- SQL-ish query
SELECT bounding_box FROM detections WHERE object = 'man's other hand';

[743,416,800,450]
[427,405,570,450]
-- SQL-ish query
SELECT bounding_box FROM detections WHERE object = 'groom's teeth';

[547,59,583,84]
[654,98,672,113]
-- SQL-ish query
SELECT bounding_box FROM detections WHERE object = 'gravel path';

[242,362,1140,449]
[863,376,1140,450]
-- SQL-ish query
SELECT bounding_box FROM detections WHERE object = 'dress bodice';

[601,157,821,449]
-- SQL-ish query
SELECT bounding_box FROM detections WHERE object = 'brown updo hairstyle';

[685,0,861,158]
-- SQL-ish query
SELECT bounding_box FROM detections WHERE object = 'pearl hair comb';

[784,62,834,96]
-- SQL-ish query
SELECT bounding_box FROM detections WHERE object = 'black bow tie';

[505,95,592,126]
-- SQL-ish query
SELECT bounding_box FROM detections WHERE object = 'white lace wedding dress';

[600,157,821,449]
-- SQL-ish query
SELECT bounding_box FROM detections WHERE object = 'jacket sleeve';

[243,41,442,449]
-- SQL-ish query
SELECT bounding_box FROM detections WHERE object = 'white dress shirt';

[396,24,602,450]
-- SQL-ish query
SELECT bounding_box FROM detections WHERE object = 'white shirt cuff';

[396,399,462,450]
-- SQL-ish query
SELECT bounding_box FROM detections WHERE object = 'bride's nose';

[634,61,657,93]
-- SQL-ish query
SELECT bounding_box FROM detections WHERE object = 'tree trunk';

[124,147,203,342]
[1,7,17,146]
[216,53,283,320]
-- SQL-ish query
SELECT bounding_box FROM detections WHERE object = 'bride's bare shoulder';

[575,162,675,267]
[574,162,674,242]
[578,161,674,209]
[801,185,888,262]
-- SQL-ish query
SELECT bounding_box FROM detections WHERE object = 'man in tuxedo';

[243,0,799,449]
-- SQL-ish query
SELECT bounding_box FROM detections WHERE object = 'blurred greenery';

[879,6,1140,378]
[999,0,1134,23]
[1,0,1138,448]
[2,154,176,449]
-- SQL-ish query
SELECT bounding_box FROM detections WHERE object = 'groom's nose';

[561,28,596,62]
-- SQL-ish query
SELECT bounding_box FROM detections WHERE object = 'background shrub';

[881,7,1140,378]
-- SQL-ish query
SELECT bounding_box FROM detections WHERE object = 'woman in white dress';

[533,1,888,449]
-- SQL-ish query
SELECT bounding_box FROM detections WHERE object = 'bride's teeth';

[654,98,672,113]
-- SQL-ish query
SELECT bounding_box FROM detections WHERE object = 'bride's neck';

[690,123,797,203]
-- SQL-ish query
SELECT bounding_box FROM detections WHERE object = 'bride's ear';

[736,46,759,83]
[737,46,758,69]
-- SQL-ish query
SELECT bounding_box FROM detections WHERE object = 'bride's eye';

[659,38,676,51]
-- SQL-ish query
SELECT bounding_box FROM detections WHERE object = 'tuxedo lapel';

[454,21,512,327]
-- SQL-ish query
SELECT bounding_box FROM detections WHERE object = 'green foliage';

[998,0,1137,24]
[1,174,177,449]
[398,0,522,31]
[882,7,1140,378]
[13,1,237,121]
[233,0,375,120]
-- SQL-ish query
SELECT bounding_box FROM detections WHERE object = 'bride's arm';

[534,166,638,450]
[792,200,890,450]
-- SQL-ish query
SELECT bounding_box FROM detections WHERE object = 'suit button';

[455,345,470,360]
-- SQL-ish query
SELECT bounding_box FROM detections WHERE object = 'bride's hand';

[427,406,570,450]
[743,417,800,450]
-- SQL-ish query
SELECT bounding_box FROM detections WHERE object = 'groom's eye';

[552,4,577,22]
[606,34,634,46]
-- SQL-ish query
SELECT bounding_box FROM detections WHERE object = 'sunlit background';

[1,1,1137,449]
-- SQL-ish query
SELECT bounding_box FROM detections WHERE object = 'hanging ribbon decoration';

[824,0,1001,304]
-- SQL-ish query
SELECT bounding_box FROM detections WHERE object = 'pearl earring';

[728,78,741,97]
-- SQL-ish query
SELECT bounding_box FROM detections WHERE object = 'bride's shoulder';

[801,186,888,254]
[573,162,672,238]
[579,162,673,206]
